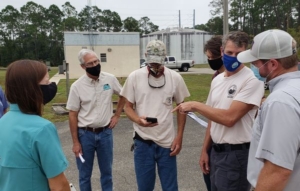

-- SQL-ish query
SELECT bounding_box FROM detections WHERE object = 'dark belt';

[213,142,250,153]
[79,124,109,133]
[133,132,154,145]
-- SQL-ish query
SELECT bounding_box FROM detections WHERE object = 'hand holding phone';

[146,117,157,123]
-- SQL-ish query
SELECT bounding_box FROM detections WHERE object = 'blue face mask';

[222,53,241,72]
[250,64,266,82]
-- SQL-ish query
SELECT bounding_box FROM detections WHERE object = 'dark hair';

[222,31,249,49]
[5,60,47,116]
[204,35,223,57]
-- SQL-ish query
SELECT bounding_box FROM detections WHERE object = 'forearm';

[114,96,125,117]
[124,102,140,124]
[190,101,236,127]
[48,173,70,191]
[176,110,186,139]
[201,122,213,153]
[69,113,79,144]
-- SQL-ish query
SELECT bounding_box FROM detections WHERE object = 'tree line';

[1,0,299,67]
[0,1,159,67]
[195,0,300,57]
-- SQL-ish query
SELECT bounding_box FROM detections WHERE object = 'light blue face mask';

[250,64,266,81]
[222,53,241,72]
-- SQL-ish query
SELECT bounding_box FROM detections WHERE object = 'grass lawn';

[1,66,268,122]
[194,64,209,68]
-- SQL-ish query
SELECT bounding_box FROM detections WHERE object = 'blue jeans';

[76,128,113,191]
[134,139,178,191]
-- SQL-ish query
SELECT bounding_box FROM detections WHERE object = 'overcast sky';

[0,0,213,30]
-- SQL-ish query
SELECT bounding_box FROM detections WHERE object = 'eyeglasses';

[85,59,100,67]
[148,73,166,88]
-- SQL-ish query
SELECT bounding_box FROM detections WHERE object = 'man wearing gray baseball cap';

[121,39,190,191]
[238,29,300,191]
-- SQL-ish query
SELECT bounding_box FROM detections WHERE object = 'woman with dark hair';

[0,60,70,191]
[204,35,225,79]
[201,35,224,191]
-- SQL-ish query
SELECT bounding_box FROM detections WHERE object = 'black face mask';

[40,82,57,105]
[208,57,223,71]
[86,64,101,77]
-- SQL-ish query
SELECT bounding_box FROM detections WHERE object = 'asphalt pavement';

[53,67,212,190]
[56,115,209,191]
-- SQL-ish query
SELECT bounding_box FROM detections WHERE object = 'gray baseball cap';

[146,40,167,64]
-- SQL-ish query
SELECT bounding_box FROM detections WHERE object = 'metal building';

[140,28,213,64]
[64,31,140,79]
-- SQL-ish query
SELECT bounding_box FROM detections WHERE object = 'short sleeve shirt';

[207,67,264,144]
[120,67,190,148]
[66,72,122,127]
[248,71,300,190]
[0,104,68,191]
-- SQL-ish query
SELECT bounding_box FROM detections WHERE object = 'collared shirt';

[0,104,68,191]
[0,86,9,118]
[248,71,300,190]
[66,72,122,127]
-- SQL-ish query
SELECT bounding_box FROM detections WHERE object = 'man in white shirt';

[238,29,300,191]
[173,31,264,191]
[121,40,190,191]
[66,49,125,191]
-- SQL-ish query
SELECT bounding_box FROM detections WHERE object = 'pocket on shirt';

[162,94,173,108]
[100,90,112,105]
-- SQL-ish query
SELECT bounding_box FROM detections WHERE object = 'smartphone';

[146,117,157,123]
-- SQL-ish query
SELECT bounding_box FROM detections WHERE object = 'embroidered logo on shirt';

[103,84,111,90]
[227,85,237,98]
[165,97,172,105]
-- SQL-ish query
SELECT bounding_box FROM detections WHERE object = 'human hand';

[109,114,120,128]
[171,102,193,114]
[73,142,82,157]
[137,116,158,127]
[199,151,210,174]
[170,136,182,156]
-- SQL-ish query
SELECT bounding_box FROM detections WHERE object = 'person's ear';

[220,46,224,56]
[269,59,279,70]
[80,64,86,69]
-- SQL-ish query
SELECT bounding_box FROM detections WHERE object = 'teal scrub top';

[0,104,68,191]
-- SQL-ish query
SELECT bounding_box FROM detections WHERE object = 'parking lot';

[56,116,208,191]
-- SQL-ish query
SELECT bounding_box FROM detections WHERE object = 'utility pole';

[179,10,181,29]
[223,0,229,35]
[87,0,92,29]
[193,9,195,29]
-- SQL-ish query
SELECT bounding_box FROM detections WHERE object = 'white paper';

[187,112,208,128]
[79,153,85,163]
[70,183,77,191]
